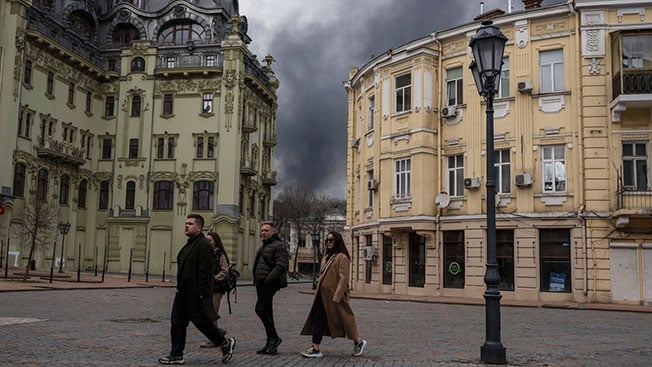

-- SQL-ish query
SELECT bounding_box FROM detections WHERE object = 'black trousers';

[255,284,279,339]
[170,295,226,357]
[312,290,328,345]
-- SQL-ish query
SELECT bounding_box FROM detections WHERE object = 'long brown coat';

[300,252,360,341]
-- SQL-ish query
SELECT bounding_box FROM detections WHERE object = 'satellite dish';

[435,192,450,208]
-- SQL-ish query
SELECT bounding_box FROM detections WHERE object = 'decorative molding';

[515,20,529,49]
[617,8,645,23]
[494,101,510,119]
[588,57,601,75]
[538,95,565,113]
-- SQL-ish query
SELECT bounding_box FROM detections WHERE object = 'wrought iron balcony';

[614,185,652,233]
[612,69,652,98]
[37,138,86,166]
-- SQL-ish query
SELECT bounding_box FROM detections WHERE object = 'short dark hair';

[187,214,204,229]
[261,221,276,229]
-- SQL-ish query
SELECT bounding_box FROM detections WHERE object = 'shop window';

[409,233,425,287]
[539,229,571,292]
[443,230,465,288]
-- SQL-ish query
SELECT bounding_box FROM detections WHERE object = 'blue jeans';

[170,295,226,357]
[255,284,279,339]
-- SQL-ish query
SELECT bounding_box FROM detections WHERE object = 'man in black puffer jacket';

[253,222,289,355]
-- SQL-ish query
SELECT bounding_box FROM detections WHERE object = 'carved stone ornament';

[224,70,238,89]
[515,20,528,49]
[588,57,601,75]
[174,5,186,18]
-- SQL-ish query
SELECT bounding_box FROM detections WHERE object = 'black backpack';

[214,264,240,314]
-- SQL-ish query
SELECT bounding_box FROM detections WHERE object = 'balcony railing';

[37,139,86,166]
[612,69,652,99]
[617,187,652,211]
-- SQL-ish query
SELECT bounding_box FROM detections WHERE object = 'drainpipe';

[433,32,444,292]
[572,6,590,300]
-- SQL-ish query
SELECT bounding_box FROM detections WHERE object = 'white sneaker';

[353,339,367,356]
[301,347,323,358]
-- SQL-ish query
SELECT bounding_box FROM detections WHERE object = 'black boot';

[266,337,282,354]
[256,338,271,354]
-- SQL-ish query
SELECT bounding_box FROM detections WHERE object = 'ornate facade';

[0,0,278,277]
[345,0,652,305]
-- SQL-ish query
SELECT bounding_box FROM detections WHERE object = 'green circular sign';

[448,261,461,275]
[385,261,393,274]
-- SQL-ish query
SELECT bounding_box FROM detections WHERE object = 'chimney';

[523,0,543,9]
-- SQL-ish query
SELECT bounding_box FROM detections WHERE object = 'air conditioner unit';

[367,179,378,190]
[441,106,457,118]
[517,80,533,93]
[515,173,533,187]
[363,246,377,261]
[463,177,481,189]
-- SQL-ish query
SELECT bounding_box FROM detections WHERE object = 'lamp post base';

[481,342,506,364]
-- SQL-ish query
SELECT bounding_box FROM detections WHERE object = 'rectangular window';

[365,236,373,284]
[168,137,175,159]
[207,136,215,158]
[498,57,510,98]
[409,233,425,288]
[368,95,375,131]
[622,34,652,69]
[98,181,110,210]
[101,138,112,159]
[496,230,514,291]
[540,49,564,93]
[446,67,464,106]
[495,149,511,194]
[163,94,173,115]
[542,145,566,192]
[128,138,139,158]
[157,137,164,159]
[367,171,374,208]
[382,235,392,285]
[131,95,141,117]
[206,55,215,67]
[24,60,32,85]
[394,158,411,198]
[166,57,175,68]
[447,154,464,196]
[68,82,75,105]
[394,73,411,113]
[202,93,213,113]
[85,91,92,113]
[443,230,465,289]
[47,71,54,94]
[153,181,174,210]
[105,96,115,117]
[196,137,204,158]
[540,229,571,293]
[622,142,649,190]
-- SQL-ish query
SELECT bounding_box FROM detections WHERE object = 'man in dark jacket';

[158,214,236,365]
[253,222,289,355]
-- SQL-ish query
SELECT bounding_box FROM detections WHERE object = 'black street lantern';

[58,222,71,273]
[311,231,320,289]
[469,20,507,365]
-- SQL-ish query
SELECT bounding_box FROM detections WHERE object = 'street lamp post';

[58,222,71,273]
[469,20,507,365]
[311,231,319,290]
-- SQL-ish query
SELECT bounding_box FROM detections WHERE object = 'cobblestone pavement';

[0,282,651,367]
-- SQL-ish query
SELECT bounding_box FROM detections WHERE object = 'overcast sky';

[239,0,567,199]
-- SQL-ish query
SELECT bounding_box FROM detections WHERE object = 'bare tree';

[12,194,59,280]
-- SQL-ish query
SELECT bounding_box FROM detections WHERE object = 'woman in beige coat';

[300,231,367,358]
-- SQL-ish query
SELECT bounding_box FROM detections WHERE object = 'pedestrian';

[199,231,229,348]
[300,231,367,358]
[158,214,236,365]
[252,222,289,355]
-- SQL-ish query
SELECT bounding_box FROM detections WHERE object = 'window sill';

[160,114,175,119]
[67,102,76,110]
[23,83,33,90]
[532,90,571,98]
[45,92,55,100]
[84,111,93,117]
[199,112,215,118]
[101,115,116,120]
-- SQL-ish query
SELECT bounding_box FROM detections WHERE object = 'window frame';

[128,138,139,159]
[192,181,214,210]
[498,57,510,98]
[153,181,174,210]
[13,163,27,197]
[125,181,136,210]
[446,67,464,106]
[394,158,411,199]
[59,174,70,205]
[494,149,511,194]
[98,180,110,210]
[163,94,173,115]
[542,144,566,193]
[394,73,412,113]
[622,141,649,191]
[447,154,464,197]
[539,49,564,93]
[105,96,115,117]
[77,179,88,209]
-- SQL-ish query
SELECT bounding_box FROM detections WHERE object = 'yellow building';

[0,0,278,278]
[345,0,652,305]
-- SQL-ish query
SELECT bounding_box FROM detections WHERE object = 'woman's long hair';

[325,231,350,259]
[207,231,229,264]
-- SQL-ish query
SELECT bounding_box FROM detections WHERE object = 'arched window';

[112,24,140,48]
[36,168,49,202]
[192,181,213,210]
[99,181,110,210]
[130,57,145,72]
[68,10,95,40]
[131,95,141,117]
[125,181,136,209]
[153,181,174,210]
[158,21,205,46]
[13,163,26,197]
[77,179,88,208]
[59,174,70,205]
